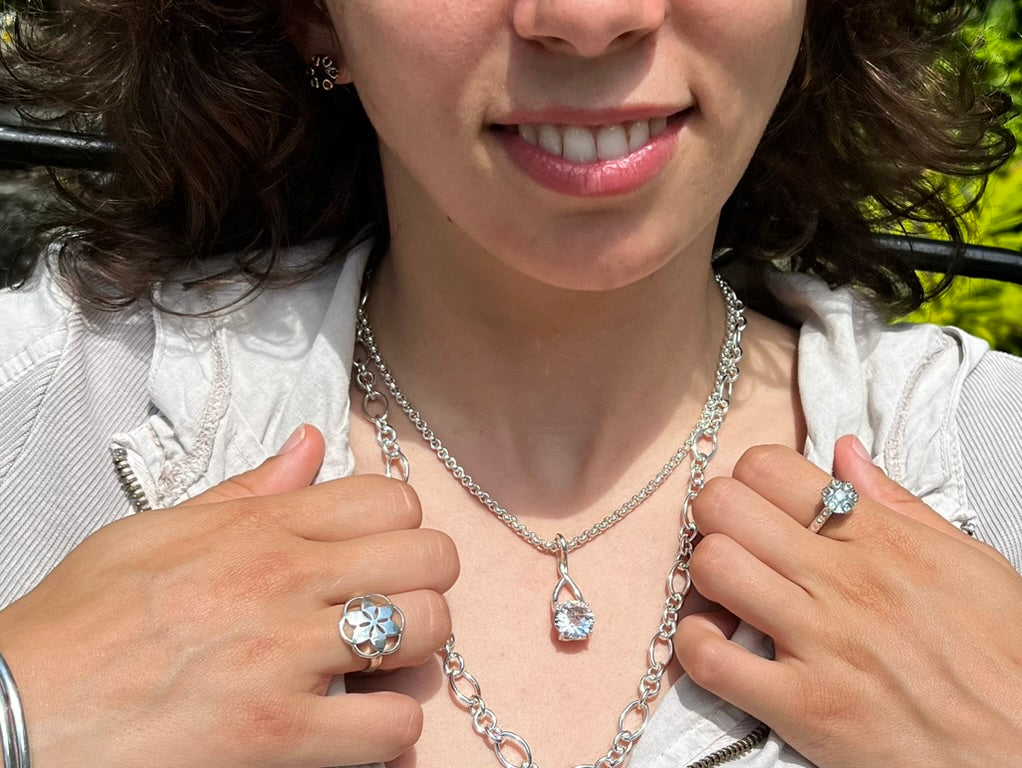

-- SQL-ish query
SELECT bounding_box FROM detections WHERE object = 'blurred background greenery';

[901,0,1022,354]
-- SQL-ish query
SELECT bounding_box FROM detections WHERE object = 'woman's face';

[327,0,806,290]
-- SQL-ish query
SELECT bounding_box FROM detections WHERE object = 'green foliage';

[907,275,1022,355]
[973,157,1022,251]
[969,0,1022,122]
[902,0,1022,354]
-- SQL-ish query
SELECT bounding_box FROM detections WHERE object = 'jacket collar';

[113,246,984,530]
[112,240,369,507]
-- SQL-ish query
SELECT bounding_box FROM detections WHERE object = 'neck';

[362,225,727,512]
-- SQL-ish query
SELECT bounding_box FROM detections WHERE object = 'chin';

[487,218,703,293]
[485,194,719,291]
[500,246,677,293]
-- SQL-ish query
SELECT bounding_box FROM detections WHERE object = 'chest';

[345,417,732,768]
[340,318,804,766]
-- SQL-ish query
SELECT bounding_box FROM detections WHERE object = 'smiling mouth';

[491,110,689,164]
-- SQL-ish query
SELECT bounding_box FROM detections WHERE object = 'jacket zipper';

[111,447,153,512]
[686,721,771,767]
[109,450,770,767]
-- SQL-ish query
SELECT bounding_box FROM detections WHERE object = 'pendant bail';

[551,533,595,642]
[556,533,570,579]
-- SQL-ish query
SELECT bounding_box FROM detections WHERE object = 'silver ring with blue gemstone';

[809,479,859,533]
[339,593,406,672]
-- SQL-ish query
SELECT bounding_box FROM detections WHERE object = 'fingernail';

[849,435,872,463]
[277,424,306,455]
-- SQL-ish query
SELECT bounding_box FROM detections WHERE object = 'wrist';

[0,647,31,768]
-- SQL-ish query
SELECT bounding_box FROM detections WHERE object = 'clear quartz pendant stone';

[554,599,595,641]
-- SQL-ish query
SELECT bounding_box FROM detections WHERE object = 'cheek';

[335,1,502,101]
[678,0,806,120]
[676,0,806,54]
[658,0,806,218]
[333,0,507,172]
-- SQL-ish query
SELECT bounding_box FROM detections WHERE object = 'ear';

[279,0,354,84]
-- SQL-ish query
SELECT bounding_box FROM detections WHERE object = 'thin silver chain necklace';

[353,273,745,642]
[351,273,750,768]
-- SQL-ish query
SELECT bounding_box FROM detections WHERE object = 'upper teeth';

[517,118,669,163]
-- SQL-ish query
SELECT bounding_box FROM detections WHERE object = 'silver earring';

[309,54,339,91]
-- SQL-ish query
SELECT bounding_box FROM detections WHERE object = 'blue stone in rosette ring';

[554,600,595,641]
[822,480,858,515]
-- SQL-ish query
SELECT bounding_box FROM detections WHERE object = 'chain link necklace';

[353,273,745,642]
[351,273,748,768]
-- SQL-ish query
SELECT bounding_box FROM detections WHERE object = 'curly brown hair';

[2,0,1016,313]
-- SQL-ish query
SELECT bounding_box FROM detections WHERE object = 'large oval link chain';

[351,275,745,768]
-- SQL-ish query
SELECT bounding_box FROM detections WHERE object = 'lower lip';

[495,116,686,198]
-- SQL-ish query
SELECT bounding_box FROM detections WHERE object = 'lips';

[491,109,690,197]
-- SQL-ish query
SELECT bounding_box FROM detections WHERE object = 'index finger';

[190,473,423,542]
[730,444,978,549]
[280,473,424,541]
[729,443,877,541]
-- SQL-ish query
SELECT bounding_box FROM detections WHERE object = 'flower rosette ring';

[808,479,859,533]
[339,594,406,670]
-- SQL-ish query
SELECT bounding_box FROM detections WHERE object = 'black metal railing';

[0,124,115,170]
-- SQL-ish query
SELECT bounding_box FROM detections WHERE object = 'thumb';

[179,424,326,506]
[833,434,958,534]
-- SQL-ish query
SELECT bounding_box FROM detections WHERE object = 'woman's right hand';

[0,425,458,768]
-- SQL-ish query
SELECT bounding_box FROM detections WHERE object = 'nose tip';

[513,0,665,58]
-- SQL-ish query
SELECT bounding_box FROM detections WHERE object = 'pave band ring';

[339,594,406,667]
[809,479,859,533]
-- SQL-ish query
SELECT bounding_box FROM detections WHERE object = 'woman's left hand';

[677,435,1022,768]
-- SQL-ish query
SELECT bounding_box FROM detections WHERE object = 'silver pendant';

[551,533,595,641]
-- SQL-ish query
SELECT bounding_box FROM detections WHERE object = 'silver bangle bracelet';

[0,650,30,768]
[0,680,15,768]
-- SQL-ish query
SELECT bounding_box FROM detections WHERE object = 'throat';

[351,272,745,529]
[357,240,730,466]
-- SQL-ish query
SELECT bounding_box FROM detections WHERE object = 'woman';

[1,1,1020,767]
